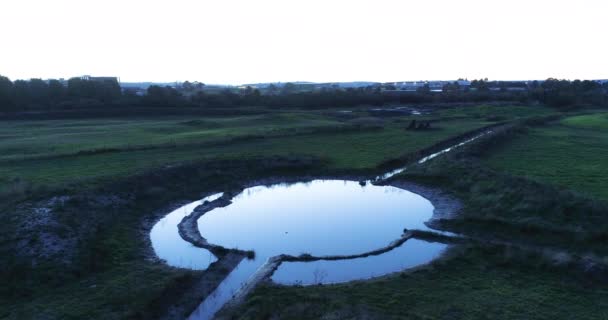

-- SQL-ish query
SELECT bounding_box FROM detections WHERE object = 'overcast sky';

[0,0,606,84]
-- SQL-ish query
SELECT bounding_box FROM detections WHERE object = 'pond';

[186,180,444,320]
[272,238,446,285]
[150,193,222,270]
[197,180,434,258]
[150,128,494,319]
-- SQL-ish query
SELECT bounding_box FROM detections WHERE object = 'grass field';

[483,113,608,200]
[0,110,495,192]
[437,104,553,121]
[0,113,339,161]
[11,104,605,320]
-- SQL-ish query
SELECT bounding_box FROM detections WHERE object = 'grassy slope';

[483,113,608,200]
[227,246,608,320]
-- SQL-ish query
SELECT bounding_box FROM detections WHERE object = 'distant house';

[398,81,426,91]
[80,75,120,83]
[382,80,471,93]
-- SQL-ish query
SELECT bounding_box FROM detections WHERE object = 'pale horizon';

[1,0,606,84]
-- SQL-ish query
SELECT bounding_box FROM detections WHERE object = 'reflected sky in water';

[188,258,261,320]
[155,128,486,319]
[150,193,222,270]
[198,180,434,258]
[189,180,436,320]
[272,239,446,285]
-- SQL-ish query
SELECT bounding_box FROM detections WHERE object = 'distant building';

[385,80,471,93]
[456,80,471,87]
[80,75,120,83]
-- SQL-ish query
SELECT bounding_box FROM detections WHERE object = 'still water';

[197,180,434,258]
[151,128,494,319]
[187,180,442,319]
[150,193,222,270]
[272,239,446,285]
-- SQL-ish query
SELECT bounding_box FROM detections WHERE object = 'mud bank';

[177,194,238,257]
[387,181,463,226]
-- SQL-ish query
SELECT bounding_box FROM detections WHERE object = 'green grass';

[226,246,608,319]
[0,114,490,190]
[4,263,193,319]
[561,113,608,130]
[0,113,340,162]
[483,113,608,200]
[3,104,580,319]
[437,104,554,121]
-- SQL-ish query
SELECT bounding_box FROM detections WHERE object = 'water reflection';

[149,193,222,270]
[198,180,434,258]
[417,131,491,164]
[188,258,261,320]
[189,180,435,319]
[272,239,446,285]
[153,128,493,319]
[376,130,492,181]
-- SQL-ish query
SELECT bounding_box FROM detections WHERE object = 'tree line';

[0,76,123,111]
[0,75,606,113]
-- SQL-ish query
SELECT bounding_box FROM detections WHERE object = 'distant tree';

[191,91,207,107]
[243,86,254,95]
[13,80,30,107]
[144,85,183,107]
[67,78,92,98]
[96,79,121,102]
[266,84,278,94]
[28,78,49,104]
[471,79,490,92]
[540,78,577,108]
[48,79,66,103]
[281,82,297,94]
[416,84,431,94]
[67,77,121,103]
[182,81,193,91]
[0,75,14,110]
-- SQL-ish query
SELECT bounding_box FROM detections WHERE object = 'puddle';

[376,130,492,181]
[417,131,491,164]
